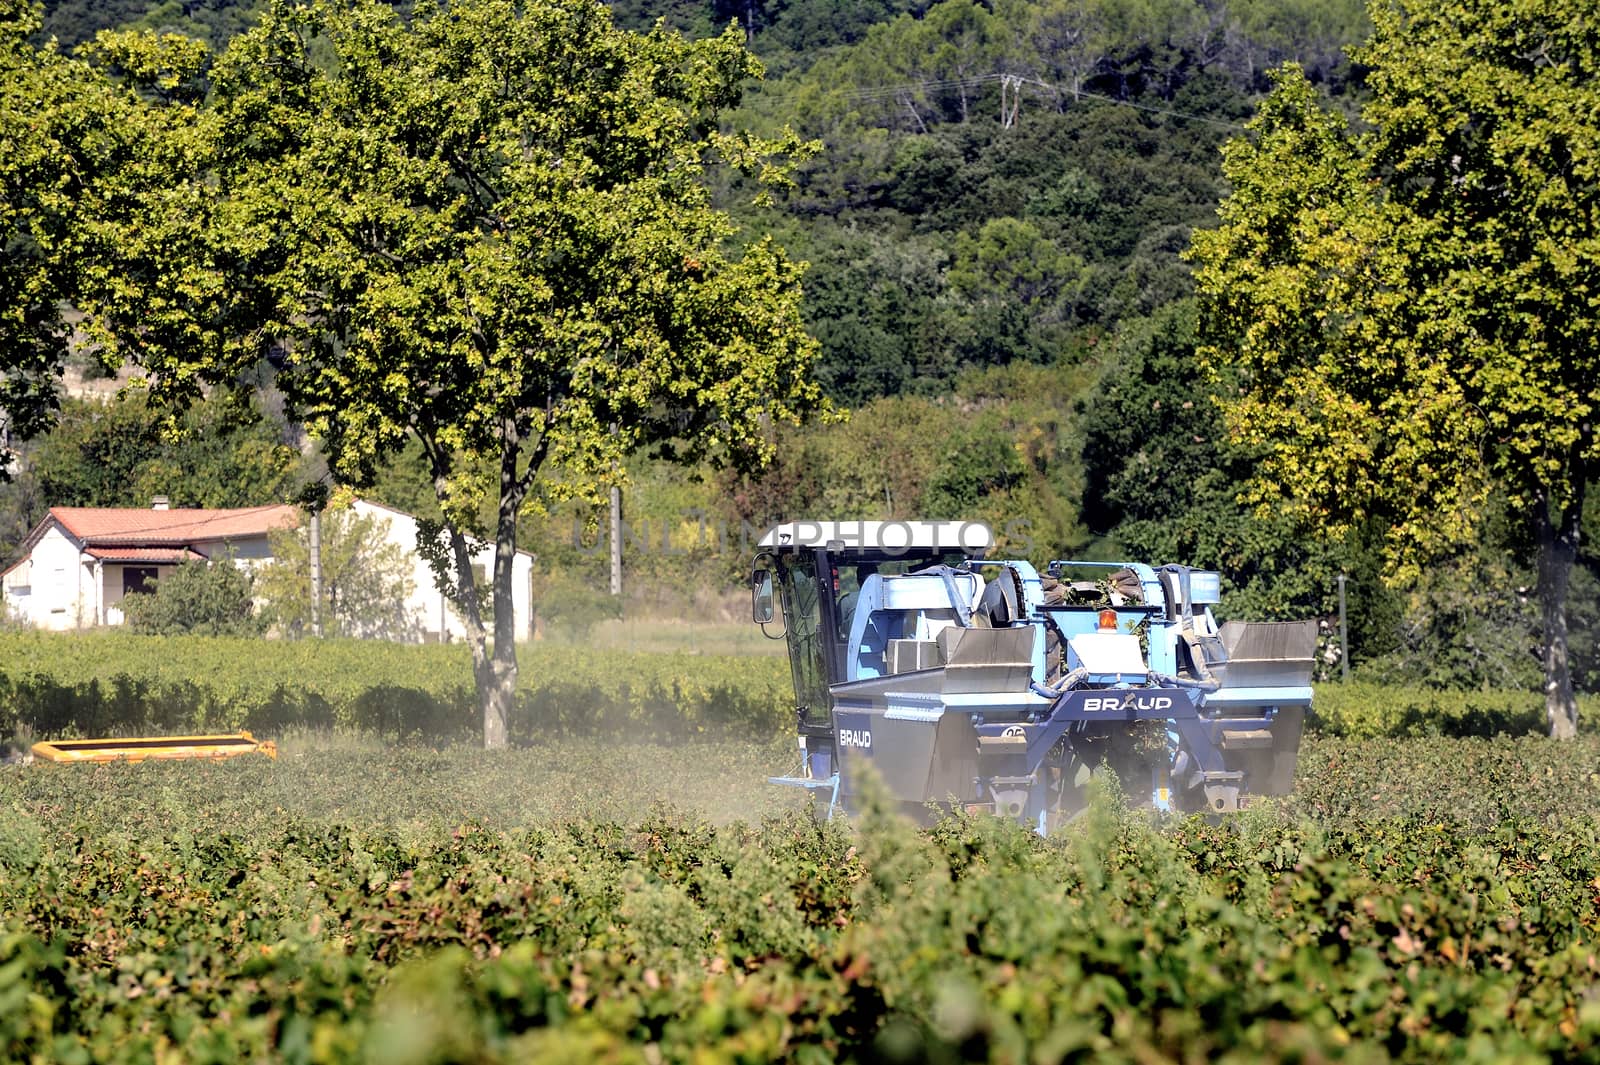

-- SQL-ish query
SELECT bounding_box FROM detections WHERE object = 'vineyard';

[0,632,794,743]
[3,711,1600,1061]
[1,632,1594,744]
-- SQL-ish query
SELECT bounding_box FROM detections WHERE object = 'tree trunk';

[900,94,928,134]
[1538,487,1583,739]
[459,533,519,749]
[482,431,526,749]
[478,653,514,748]
[428,420,539,750]
[444,524,505,749]
[468,421,541,748]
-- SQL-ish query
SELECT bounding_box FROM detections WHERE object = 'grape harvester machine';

[751,521,1314,829]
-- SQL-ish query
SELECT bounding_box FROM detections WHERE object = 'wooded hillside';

[8,0,1598,699]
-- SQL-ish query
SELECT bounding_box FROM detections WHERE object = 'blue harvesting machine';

[751,520,1315,829]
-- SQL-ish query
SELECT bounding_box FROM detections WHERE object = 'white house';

[1,501,297,629]
[1,498,535,641]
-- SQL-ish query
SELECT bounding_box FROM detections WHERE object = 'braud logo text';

[840,729,873,749]
[1081,694,1175,714]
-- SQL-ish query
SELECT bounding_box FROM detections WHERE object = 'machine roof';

[757,520,994,554]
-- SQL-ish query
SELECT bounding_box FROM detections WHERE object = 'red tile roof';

[50,505,300,546]
[84,546,209,563]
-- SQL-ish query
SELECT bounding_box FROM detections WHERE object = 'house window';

[123,567,159,596]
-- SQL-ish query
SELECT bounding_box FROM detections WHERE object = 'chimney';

[151,496,170,511]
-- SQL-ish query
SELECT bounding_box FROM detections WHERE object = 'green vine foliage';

[2,630,1596,746]
[3,732,1600,1061]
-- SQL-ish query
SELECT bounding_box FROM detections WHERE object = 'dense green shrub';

[534,573,624,640]
[121,560,265,637]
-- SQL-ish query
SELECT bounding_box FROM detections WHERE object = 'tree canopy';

[1189,0,1600,735]
[122,0,824,744]
[0,0,115,457]
[30,391,303,510]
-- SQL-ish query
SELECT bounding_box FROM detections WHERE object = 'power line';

[1041,80,1250,131]
[753,72,1249,132]
[823,75,998,103]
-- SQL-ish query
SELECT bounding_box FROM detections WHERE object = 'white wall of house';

[4,527,87,629]
[204,537,275,565]
[99,562,174,626]
[100,562,128,627]
[350,500,534,642]
[0,559,34,625]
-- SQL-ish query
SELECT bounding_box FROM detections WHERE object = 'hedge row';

[0,631,793,742]
[3,631,1593,744]
[1309,679,1600,738]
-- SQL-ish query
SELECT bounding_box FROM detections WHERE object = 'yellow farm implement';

[30,732,278,764]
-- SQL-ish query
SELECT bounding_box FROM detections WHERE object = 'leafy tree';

[42,0,156,48]
[920,416,1024,517]
[720,396,941,531]
[796,227,955,403]
[1189,0,1600,737]
[2,14,227,482]
[756,0,932,56]
[256,505,419,641]
[1008,0,1113,101]
[1223,0,1370,87]
[124,0,265,50]
[1356,534,1542,693]
[1079,301,1220,536]
[29,391,303,509]
[0,462,45,564]
[948,217,1085,319]
[722,362,1090,557]
[535,571,622,640]
[121,557,264,635]
[69,27,267,415]
[0,0,122,466]
[123,0,823,746]
[365,439,447,525]
[1078,301,1370,628]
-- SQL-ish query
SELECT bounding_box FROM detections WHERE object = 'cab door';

[775,550,842,733]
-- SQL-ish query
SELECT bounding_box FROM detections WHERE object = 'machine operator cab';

[750,521,996,760]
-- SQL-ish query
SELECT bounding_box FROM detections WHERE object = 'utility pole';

[609,422,622,598]
[609,483,622,597]
[1336,572,1348,681]
[999,74,1022,129]
[310,509,323,638]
